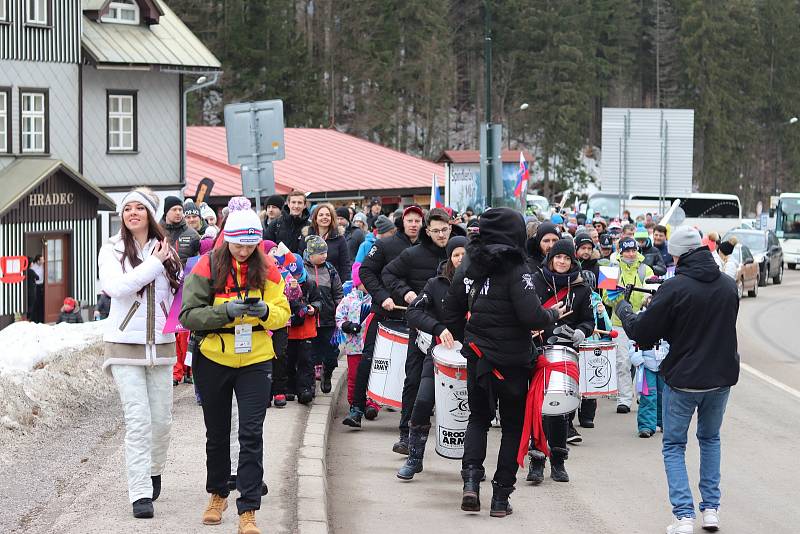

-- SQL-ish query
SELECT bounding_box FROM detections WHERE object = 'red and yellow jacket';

[180,253,290,368]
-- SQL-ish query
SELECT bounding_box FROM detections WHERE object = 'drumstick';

[393,306,408,311]
[594,328,619,338]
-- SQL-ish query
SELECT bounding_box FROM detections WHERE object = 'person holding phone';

[180,197,290,534]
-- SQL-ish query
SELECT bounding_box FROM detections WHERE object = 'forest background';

[172,0,800,211]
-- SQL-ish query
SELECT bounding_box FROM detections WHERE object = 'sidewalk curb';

[296,360,346,534]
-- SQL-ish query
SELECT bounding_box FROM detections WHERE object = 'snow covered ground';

[0,321,112,459]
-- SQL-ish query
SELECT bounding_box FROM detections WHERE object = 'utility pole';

[484,0,493,207]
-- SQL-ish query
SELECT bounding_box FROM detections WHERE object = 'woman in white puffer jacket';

[98,187,182,519]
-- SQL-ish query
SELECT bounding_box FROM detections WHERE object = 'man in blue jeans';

[616,226,739,534]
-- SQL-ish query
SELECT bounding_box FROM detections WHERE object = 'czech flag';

[514,152,529,198]
[432,174,445,209]
[598,265,620,290]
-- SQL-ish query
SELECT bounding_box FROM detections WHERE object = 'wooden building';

[0,0,220,326]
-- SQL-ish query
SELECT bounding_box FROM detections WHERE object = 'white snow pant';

[230,394,240,475]
[614,328,634,407]
[111,364,173,503]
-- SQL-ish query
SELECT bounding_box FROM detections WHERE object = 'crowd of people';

[95,188,739,534]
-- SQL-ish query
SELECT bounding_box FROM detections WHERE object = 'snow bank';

[0,321,114,450]
[0,321,101,374]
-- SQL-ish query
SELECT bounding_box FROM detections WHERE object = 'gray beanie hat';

[668,226,702,257]
[375,215,395,234]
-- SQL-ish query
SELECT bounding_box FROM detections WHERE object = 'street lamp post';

[182,73,220,188]
[484,0,494,208]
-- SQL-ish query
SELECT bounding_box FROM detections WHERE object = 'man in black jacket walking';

[382,208,451,453]
[343,206,423,428]
[161,195,199,265]
[263,190,311,253]
[445,208,563,518]
[616,226,738,534]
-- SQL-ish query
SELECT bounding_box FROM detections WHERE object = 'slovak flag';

[432,174,445,209]
[514,152,529,198]
[598,265,620,290]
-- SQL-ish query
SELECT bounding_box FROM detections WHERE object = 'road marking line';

[741,362,800,400]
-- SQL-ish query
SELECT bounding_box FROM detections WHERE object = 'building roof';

[0,159,116,217]
[435,150,535,164]
[82,0,221,70]
[186,127,445,199]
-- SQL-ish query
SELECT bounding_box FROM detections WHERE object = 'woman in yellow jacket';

[180,197,290,534]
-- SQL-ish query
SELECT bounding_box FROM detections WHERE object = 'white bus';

[775,193,800,269]
[585,192,742,235]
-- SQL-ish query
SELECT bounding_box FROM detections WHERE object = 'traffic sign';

[224,100,285,209]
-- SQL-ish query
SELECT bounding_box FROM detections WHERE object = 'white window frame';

[26,0,49,26]
[0,90,8,153]
[21,91,47,154]
[101,0,140,25]
[107,92,137,152]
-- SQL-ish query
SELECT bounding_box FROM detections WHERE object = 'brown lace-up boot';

[202,494,228,525]
[238,510,261,534]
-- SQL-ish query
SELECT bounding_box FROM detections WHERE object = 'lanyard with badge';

[230,267,253,354]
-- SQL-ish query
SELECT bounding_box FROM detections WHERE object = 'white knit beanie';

[667,226,702,257]
[222,197,263,245]
[117,188,159,218]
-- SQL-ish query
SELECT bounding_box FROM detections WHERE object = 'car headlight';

[753,254,765,263]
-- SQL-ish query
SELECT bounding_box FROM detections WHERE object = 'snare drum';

[432,342,468,459]
[367,322,408,408]
[577,341,618,397]
[541,345,581,416]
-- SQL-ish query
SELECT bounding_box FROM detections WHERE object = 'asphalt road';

[328,269,800,534]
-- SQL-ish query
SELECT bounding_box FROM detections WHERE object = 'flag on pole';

[598,265,620,290]
[431,174,445,209]
[514,152,529,198]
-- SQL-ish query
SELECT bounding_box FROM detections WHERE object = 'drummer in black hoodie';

[382,208,452,454]
[343,206,423,428]
[444,208,564,518]
[527,238,595,485]
[396,235,467,480]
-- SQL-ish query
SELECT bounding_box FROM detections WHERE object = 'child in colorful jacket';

[631,339,669,438]
[304,235,344,395]
[335,262,380,417]
[286,258,321,405]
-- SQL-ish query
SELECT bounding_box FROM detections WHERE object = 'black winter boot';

[550,447,570,482]
[526,449,546,485]
[489,480,515,518]
[132,498,154,519]
[321,368,333,394]
[151,475,161,501]
[460,466,484,512]
[392,428,410,455]
[396,424,430,480]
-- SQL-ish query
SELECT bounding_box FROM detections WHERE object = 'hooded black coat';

[358,217,417,319]
[263,205,311,253]
[382,229,447,305]
[444,210,558,368]
[616,247,739,389]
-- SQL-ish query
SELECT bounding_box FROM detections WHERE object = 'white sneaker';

[702,508,720,531]
[666,516,695,534]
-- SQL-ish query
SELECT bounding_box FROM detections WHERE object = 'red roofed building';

[186,127,444,208]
